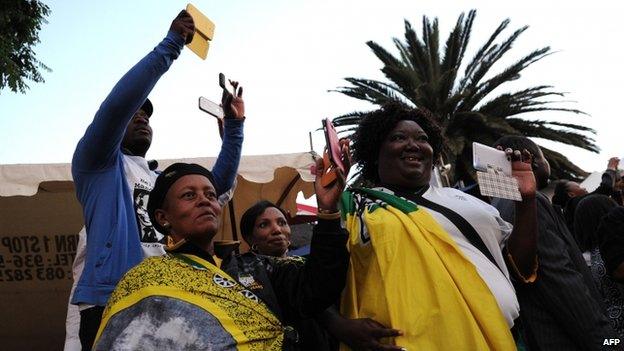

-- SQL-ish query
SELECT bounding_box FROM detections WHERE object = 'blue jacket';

[71,31,243,306]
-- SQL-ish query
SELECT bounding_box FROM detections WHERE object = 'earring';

[163,222,171,230]
[250,244,258,253]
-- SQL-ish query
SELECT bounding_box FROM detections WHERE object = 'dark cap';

[148,163,216,233]
[141,98,153,117]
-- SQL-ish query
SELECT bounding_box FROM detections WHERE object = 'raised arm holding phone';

[93,135,351,350]
[68,10,244,350]
[497,146,538,281]
[492,135,616,350]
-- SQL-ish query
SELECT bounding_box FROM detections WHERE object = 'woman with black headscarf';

[92,155,350,350]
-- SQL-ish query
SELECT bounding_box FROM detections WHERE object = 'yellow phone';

[185,3,215,59]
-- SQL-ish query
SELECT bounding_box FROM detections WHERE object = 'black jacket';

[171,218,348,350]
[494,193,617,350]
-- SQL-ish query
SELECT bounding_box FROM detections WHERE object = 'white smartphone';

[472,142,512,175]
[198,96,224,119]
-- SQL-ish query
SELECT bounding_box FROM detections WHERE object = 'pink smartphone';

[321,119,345,187]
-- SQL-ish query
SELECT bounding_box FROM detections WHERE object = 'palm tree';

[334,10,596,184]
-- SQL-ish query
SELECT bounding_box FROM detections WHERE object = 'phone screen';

[472,142,512,175]
[198,97,224,119]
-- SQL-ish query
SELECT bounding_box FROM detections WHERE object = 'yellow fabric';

[94,254,283,351]
[340,189,515,350]
[213,255,223,268]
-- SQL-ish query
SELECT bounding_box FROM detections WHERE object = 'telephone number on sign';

[0,267,72,282]
[0,253,75,269]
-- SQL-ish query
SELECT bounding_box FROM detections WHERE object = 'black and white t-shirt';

[123,155,166,257]
[421,186,519,326]
[375,185,520,326]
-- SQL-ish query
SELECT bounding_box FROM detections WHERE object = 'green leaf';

[0,0,52,94]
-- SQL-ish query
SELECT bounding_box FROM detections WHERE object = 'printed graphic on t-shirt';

[123,155,166,257]
[133,186,164,244]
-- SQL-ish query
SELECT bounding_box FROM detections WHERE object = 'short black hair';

[240,200,288,242]
[352,103,444,184]
[573,194,617,251]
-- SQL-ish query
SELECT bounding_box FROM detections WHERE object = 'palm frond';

[460,47,552,111]
[332,110,370,127]
[505,118,598,152]
[458,17,510,90]
[540,146,588,181]
[547,121,594,132]
[477,86,588,118]
[333,78,411,106]
[422,16,441,81]
[368,40,420,99]
[461,24,531,97]
[403,20,431,82]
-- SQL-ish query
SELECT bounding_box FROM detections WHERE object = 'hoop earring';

[250,244,258,253]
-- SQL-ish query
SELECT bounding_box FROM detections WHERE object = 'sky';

[1,0,623,173]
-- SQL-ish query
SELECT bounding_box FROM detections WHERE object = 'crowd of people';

[63,9,624,351]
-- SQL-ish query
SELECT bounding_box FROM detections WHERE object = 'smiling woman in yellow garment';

[339,103,539,350]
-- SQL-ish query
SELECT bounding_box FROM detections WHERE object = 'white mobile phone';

[472,142,512,175]
[198,96,224,119]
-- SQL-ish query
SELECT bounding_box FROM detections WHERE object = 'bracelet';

[317,211,341,220]
[506,251,538,284]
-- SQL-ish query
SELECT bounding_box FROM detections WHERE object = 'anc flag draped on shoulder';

[339,187,515,350]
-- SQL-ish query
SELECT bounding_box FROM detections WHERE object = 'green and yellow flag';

[340,188,515,350]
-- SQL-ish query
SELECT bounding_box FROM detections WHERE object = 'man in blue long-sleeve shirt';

[69,10,245,349]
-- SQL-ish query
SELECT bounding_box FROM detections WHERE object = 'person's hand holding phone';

[170,10,195,44]
[314,138,351,213]
[498,147,537,200]
[220,73,244,120]
[321,119,349,187]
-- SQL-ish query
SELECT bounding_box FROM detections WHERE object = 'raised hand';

[221,80,245,120]
[315,139,351,212]
[170,10,195,44]
[505,148,537,200]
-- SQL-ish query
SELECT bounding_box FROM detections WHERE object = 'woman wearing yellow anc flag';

[336,103,539,350]
[92,158,351,351]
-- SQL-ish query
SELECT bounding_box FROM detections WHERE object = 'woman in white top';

[336,103,538,350]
